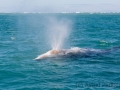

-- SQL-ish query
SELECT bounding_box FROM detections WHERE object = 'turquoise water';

[0,13,120,90]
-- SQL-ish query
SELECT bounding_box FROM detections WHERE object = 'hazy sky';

[0,0,120,12]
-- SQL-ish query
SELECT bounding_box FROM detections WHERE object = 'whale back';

[35,46,120,60]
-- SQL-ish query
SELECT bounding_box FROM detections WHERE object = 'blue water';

[0,13,120,90]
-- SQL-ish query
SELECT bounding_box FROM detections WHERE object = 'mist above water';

[45,17,71,50]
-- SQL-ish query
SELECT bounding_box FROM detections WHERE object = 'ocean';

[0,13,120,90]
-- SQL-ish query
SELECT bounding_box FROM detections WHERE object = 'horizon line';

[0,12,120,14]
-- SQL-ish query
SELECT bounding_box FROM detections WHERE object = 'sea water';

[0,13,120,89]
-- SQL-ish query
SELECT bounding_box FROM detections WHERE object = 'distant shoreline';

[0,12,120,15]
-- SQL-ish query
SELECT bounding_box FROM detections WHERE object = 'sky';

[0,0,120,13]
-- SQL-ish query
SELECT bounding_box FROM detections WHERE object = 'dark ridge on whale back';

[104,46,120,52]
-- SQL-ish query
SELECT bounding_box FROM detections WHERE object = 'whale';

[35,46,120,60]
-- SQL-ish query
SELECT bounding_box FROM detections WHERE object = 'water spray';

[46,17,71,50]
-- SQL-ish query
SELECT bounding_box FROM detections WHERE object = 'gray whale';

[35,46,120,60]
